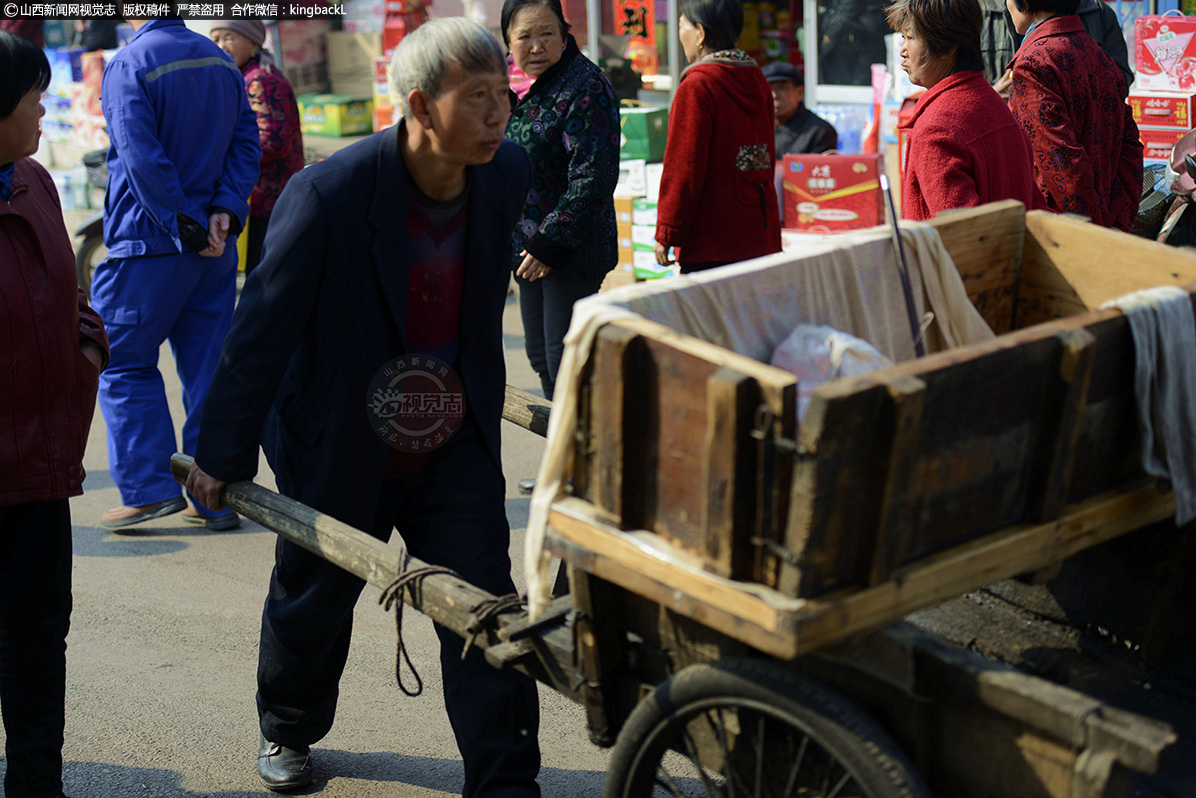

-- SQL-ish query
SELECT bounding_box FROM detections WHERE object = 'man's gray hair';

[388,17,508,120]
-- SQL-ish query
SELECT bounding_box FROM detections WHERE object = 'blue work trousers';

[90,250,237,507]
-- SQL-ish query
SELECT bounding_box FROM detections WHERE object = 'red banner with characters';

[614,0,658,76]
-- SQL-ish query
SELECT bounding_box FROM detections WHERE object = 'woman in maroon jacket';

[888,0,1047,221]
[0,32,109,798]
[1006,0,1142,231]
[654,0,781,273]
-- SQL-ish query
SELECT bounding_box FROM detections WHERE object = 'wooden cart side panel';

[1017,210,1196,329]
[578,317,796,579]
[788,304,1168,595]
[924,199,1028,335]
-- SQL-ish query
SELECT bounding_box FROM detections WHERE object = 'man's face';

[421,61,511,167]
[770,80,802,125]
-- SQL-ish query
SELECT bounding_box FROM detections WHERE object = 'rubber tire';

[603,658,931,798]
[76,235,105,298]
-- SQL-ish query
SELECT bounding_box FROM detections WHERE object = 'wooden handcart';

[173,201,1196,798]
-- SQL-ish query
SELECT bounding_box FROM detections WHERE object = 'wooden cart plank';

[1031,328,1096,523]
[590,325,640,522]
[1018,210,1196,328]
[548,484,1176,661]
[924,199,1027,334]
[870,375,928,584]
[701,367,759,578]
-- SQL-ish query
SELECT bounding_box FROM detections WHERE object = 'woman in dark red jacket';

[210,20,305,273]
[0,32,109,798]
[888,0,1047,221]
[1006,0,1142,231]
[654,0,781,273]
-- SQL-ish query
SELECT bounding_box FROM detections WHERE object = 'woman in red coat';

[654,0,781,273]
[0,32,108,798]
[888,0,1047,221]
[1006,0,1142,231]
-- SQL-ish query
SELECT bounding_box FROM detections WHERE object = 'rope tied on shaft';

[377,553,530,695]
[461,594,527,658]
[378,559,460,697]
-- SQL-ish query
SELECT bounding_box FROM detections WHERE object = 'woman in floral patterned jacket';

[502,0,620,401]
[1006,0,1142,231]
[211,20,305,272]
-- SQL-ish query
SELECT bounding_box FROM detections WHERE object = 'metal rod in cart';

[880,173,926,357]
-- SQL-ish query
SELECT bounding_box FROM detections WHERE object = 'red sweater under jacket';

[1008,15,1142,231]
[0,158,109,505]
[656,53,782,265]
[899,70,1048,221]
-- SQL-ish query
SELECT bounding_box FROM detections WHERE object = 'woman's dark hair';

[680,0,743,53]
[0,31,51,120]
[884,0,984,74]
[500,0,571,46]
[1008,0,1080,13]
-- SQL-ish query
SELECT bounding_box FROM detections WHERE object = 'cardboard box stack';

[608,105,673,286]
[1132,15,1196,165]
[298,94,375,137]
[1130,90,1196,165]
[606,194,637,291]
[373,56,397,132]
[781,153,884,235]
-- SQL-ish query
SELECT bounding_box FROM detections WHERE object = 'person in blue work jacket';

[93,13,260,530]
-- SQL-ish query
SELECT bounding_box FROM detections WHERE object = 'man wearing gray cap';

[761,61,838,156]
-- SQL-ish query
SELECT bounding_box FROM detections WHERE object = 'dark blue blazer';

[195,122,531,532]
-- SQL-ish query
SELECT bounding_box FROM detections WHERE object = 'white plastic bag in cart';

[770,324,893,422]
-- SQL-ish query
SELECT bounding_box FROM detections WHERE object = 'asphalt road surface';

[0,282,612,797]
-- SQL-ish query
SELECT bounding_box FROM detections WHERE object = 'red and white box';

[1135,15,1196,92]
[781,153,884,233]
[1128,90,1196,129]
[1140,127,1186,163]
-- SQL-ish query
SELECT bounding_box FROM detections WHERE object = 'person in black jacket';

[187,18,541,796]
[762,61,838,156]
[980,0,1132,95]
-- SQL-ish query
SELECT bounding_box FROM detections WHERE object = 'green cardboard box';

[298,93,374,137]
[620,106,668,162]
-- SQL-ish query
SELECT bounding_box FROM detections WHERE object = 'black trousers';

[256,422,541,797]
[244,215,270,275]
[0,500,72,798]
[515,272,603,401]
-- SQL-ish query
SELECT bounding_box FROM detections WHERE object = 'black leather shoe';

[258,733,314,792]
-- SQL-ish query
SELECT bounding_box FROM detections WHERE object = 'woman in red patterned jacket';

[1006,0,1142,231]
[1,31,109,798]
[211,20,305,272]
[654,0,781,273]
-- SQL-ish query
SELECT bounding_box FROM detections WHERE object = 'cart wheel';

[603,658,930,798]
[76,235,106,299]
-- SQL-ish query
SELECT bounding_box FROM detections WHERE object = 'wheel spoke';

[654,764,687,797]
[753,714,766,798]
[781,734,809,797]
[826,770,854,798]
[680,726,723,797]
[711,708,736,798]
